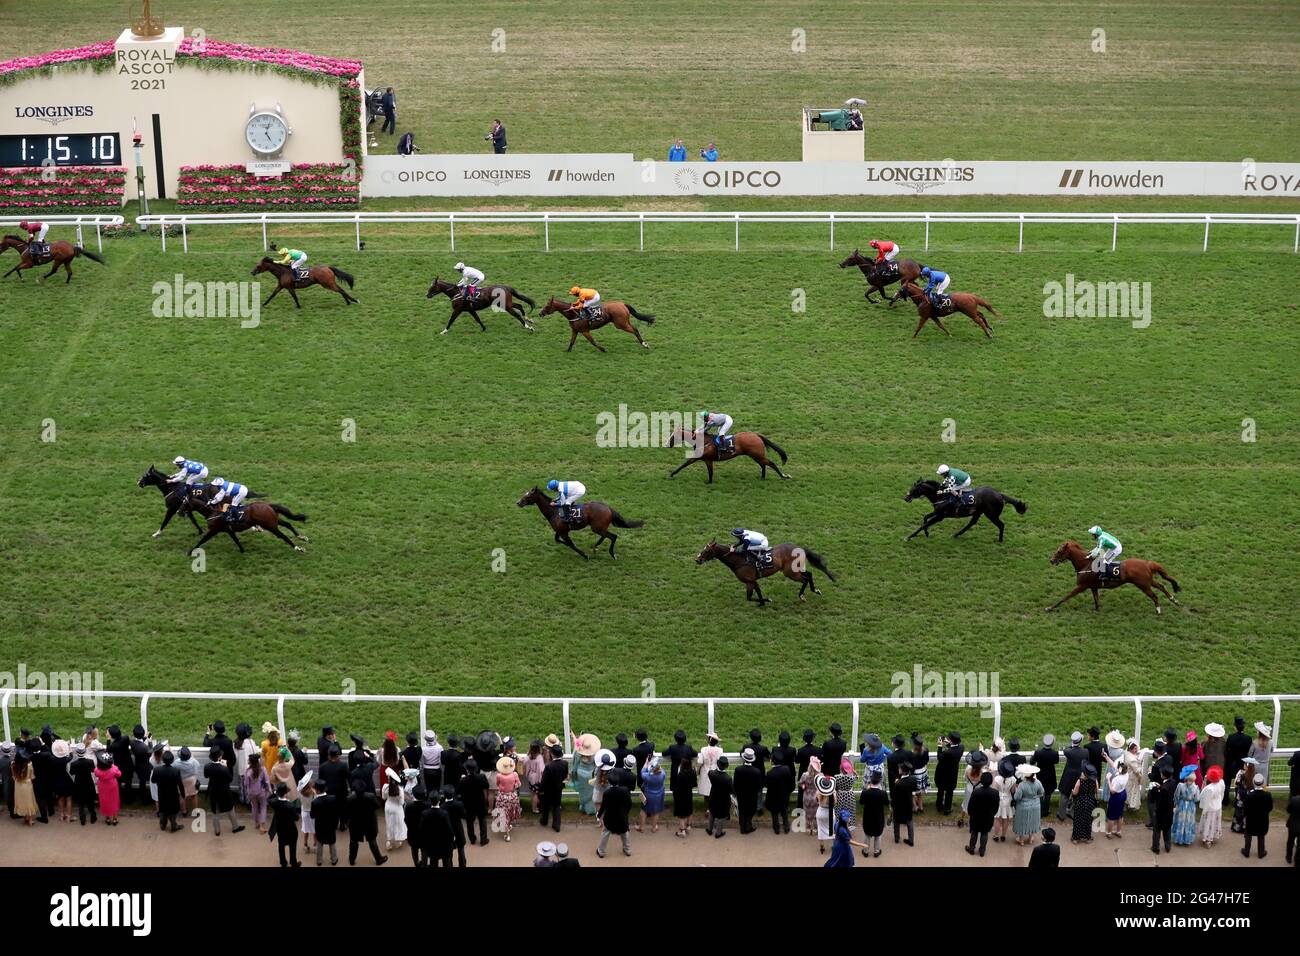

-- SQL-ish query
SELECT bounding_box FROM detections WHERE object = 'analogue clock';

[245,109,291,156]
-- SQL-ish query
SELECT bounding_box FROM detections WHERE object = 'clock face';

[245,111,290,155]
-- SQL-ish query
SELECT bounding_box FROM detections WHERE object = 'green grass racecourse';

[0,208,1297,746]
[1,0,1298,748]
[2,0,1298,162]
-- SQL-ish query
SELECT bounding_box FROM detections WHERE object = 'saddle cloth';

[930,292,953,314]
[1097,562,1123,587]
[745,549,774,570]
[874,261,899,281]
[559,505,583,524]
[293,267,312,283]
[715,436,735,454]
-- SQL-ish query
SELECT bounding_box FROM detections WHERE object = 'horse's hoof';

[151,531,161,538]
[294,546,305,553]
[641,343,649,349]
[439,329,448,335]
[1156,606,1162,615]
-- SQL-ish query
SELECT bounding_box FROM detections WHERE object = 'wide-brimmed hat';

[51,740,70,758]
[1254,721,1272,738]
[477,731,501,753]
[864,733,882,748]
[1104,730,1126,750]
[536,841,557,857]
[575,733,601,757]
[998,757,1017,779]
[496,756,516,775]
[1204,722,1225,738]
[967,750,988,767]
[1179,765,1197,780]
[594,748,615,771]
[815,775,835,795]
[1016,764,1040,778]
[544,734,560,749]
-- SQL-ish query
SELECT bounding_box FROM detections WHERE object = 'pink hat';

[840,757,854,774]
[809,756,822,773]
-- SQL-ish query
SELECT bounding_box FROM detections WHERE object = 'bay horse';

[251,258,357,307]
[1,235,106,283]
[185,495,309,556]
[426,277,537,333]
[1047,540,1181,615]
[837,248,923,304]
[904,478,1027,543]
[137,464,265,537]
[896,281,999,338]
[695,538,836,605]
[536,296,656,351]
[664,426,790,482]
[516,486,643,560]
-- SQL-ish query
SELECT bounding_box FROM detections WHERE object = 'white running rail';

[0,214,125,254]
[133,210,1300,254]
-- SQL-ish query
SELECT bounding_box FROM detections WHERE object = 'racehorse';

[516,486,643,560]
[664,426,790,482]
[184,495,309,556]
[137,465,265,537]
[425,277,537,333]
[694,538,836,605]
[895,281,999,338]
[838,248,923,304]
[1047,540,1181,615]
[536,296,656,351]
[251,258,357,307]
[903,478,1027,543]
[1,235,106,283]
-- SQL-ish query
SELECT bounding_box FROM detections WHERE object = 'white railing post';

[140,694,151,735]
[829,212,835,251]
[1133,697,1143,746]
[261,216,267,252]
[850,700,860,753]
[76,221,84,247]
[419,697,429,740]
[639,213,644,252]
[276,696,286,739]
[707,699,716,734]
[1,689,11,744]
[992,696,1002,742]
[561,699,571,751]
[1017,214,1024,253]
[182,221,188,254]
[1203,215,1210,253]
[924,214,930,252]
[734,214,739,252]
[449,214,455,252]
[1272,696,1282,760]
[355,215,361,252]
[1294,216,1299,254]
[1111,215,1118,252]
[96,222,103,254]
[159,219,166,253]
[544,213,549,252]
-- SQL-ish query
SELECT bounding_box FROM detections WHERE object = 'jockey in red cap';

[868,239,899,266]
[18,220,49,258]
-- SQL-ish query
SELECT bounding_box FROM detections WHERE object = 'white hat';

[173,456,186,465]
[595,748,615,771]
[424,730,437,742]
[1016,764,1040,778]
[1088,525,1101,535]
[1254,721,1272,738]
[261,721,277,735]
[298,770,313,790]
[741,748,755,764]
[454,262,465,270]
[1204,723,1225,738]
[385,767,401,784]
[536,840,556,857]
[1104,730,1126,750]
[623,754,636,769]
[937,464,950,474]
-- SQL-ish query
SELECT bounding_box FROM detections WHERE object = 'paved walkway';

[4,807,1289,868]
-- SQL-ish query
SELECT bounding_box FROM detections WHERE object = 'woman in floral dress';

[1172,765,1200,845]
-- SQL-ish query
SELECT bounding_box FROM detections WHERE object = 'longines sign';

[363,155,1300,198]
[12,104,96,126]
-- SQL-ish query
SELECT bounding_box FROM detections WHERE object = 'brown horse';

[665,427,790,482]
[516,487,643,560]
[838,248,923,304]
[186,496,309,557]
[536,297,655,351]
[695,539,836,605]
[896,281,999,338]
[1047,540,1181,615]
[1,235,106,283]
[251,258,357,307]
[426,277,537,333]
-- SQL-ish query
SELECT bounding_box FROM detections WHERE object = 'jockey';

[274,246,308,276]
[868,239,899,267]
[454,261,484,300]
[18,220,49,256]
[1085,526,1122,572]
[546,479,586,521]
[730,527,770,559]
[936,464,971,506]
[920,266,950,308]
[168,456,208,485]
[209,477,250,513]
[699,410,733,452]
[569,286,600,319]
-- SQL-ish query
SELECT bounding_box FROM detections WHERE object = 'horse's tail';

[76,246,107,265]
[271,504,308,522]
[509,287,536,312]
[1150,563,1181,593]
[1000,493,1028,515]
[804,548,837,582]
[974,296,1000,317]
[758,434,788,464]
[331,266,355,289]
[608,508,643,529]
[625,304,656,324]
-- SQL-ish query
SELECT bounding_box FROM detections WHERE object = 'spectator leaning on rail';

[668,139,687,161]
